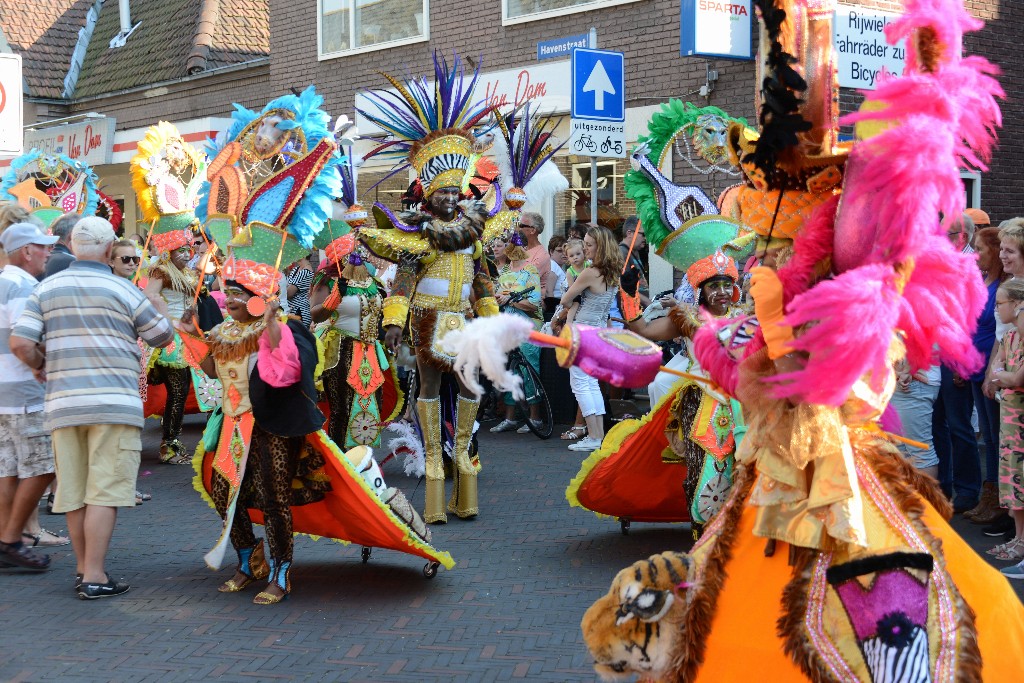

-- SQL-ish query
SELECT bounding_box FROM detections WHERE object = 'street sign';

[570,48,625,158]
[680,0,753,60]
[571,48,624,121]
[0,54,23,157]
[537,33,591,61]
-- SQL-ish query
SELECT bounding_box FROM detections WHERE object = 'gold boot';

[451,396,480,519]
[417,398,447,524]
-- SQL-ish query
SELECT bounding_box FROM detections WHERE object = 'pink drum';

[554,324,663,388]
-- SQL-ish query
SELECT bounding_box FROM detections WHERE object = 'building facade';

[2,1,1019,287]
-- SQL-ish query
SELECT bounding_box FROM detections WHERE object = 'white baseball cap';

[0,222,59,252]
[71,216,116,245]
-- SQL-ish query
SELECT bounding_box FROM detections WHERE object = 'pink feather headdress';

[762,0,1002,406]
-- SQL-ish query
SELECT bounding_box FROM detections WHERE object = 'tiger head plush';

[581,551,692,681]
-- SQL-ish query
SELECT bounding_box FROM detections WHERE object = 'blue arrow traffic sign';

[571,48,624,122]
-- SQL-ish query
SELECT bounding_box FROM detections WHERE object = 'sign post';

[0,54,24,157]
[570,47,625,227]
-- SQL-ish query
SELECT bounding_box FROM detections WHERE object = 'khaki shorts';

[51,424,142,512]
[0,411,54,478]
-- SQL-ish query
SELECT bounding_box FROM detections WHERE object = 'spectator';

[286,257,314,328]
[0,202,32,271]
[558,226,622,452]
[0,223,59,570]
[43,213,80,278]
[563,238,588,287]
[10,217,174,599]
[618,216,648,306]
[891,360,942,479]
[986,278,1024,563]
[567,222,589,241]
[519,212,553,297]
[546,236,567,318]
[110,239,140,280]
[489,234,544,434]
[932,214,981,511]
[965,227,1006,525]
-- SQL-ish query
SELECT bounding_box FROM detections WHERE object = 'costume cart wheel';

[423,561,439,579]
[361,546,372,563]
[511,350,554,439]
[620,518,631,535]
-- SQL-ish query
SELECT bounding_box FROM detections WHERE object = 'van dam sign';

[834,5,906,89]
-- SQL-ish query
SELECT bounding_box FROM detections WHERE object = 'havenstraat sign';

[834,5,906,89]
[355,61,571,135]
[23,116,116,166]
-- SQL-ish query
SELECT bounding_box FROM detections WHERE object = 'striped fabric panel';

[11,263,174,430]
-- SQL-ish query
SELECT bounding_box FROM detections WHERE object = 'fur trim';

[777,547,840,683]
[666,463,755,682]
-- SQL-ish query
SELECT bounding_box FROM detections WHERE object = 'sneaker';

[1001,561,1024,580]
[489,419,521,433]
[983,515,1015,537]
[0,541,50,571]
[568,437,602,452]
[78,578,130,600]
[516,420,542,434]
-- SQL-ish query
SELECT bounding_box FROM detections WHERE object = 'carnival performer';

[185,87,452,604]
[131,122,221,463]
[357,54,515,524]
[309,227,403,449]
[1,151,99,229]
[567,242,744,534]
[576,1,1024,680]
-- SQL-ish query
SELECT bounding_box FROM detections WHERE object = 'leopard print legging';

[153,364,190,442]
[322,364,346,446]
[213,425,305,565]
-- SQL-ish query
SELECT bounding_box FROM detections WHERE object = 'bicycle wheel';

[511,351,553,439]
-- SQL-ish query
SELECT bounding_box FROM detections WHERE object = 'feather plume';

[440,313,535,399]
[358,52,487,163]
[383,419,425,478]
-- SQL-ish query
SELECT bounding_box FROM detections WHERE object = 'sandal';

[159,440,191,465]
[987,539,1015,555]
[23,529,70,547]
[994,538,1024,562]
[561,425,586,440]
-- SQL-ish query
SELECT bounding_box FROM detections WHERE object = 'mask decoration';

[1,151,99,228]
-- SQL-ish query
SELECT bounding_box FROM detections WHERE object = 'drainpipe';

[109,0,141,48]
[187,0,220,75]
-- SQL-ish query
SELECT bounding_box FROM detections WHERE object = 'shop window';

[961,171,981,209]
[320,0,427,59]
[503,0,644,24]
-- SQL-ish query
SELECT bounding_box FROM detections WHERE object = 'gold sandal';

[218,540,268,593]
[253,559,290,605]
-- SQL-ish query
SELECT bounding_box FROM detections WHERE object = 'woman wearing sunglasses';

[110,239,141,279]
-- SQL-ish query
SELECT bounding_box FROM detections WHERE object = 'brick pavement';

[2,415,1021,682]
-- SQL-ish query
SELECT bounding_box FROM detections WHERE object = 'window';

[319,0,428,59]
[503,0,643,24]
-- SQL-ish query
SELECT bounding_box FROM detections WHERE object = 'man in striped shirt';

[0,223,58,571]
[11,217,174,599]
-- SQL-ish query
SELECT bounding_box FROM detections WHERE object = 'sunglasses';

[119,255,141,265]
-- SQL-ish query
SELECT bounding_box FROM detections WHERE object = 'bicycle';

[496,287,554,439]
[573,133,597,153]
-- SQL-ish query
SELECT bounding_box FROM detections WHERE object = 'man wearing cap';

[0,223,57,570]
[10,217,174,599]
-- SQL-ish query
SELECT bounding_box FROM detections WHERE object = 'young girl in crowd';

[563,239,588,287]
[986,278,1024,562]
[557,227,621,452]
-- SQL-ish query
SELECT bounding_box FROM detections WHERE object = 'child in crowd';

[987,278,1024,563]
[563,239,588,287]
